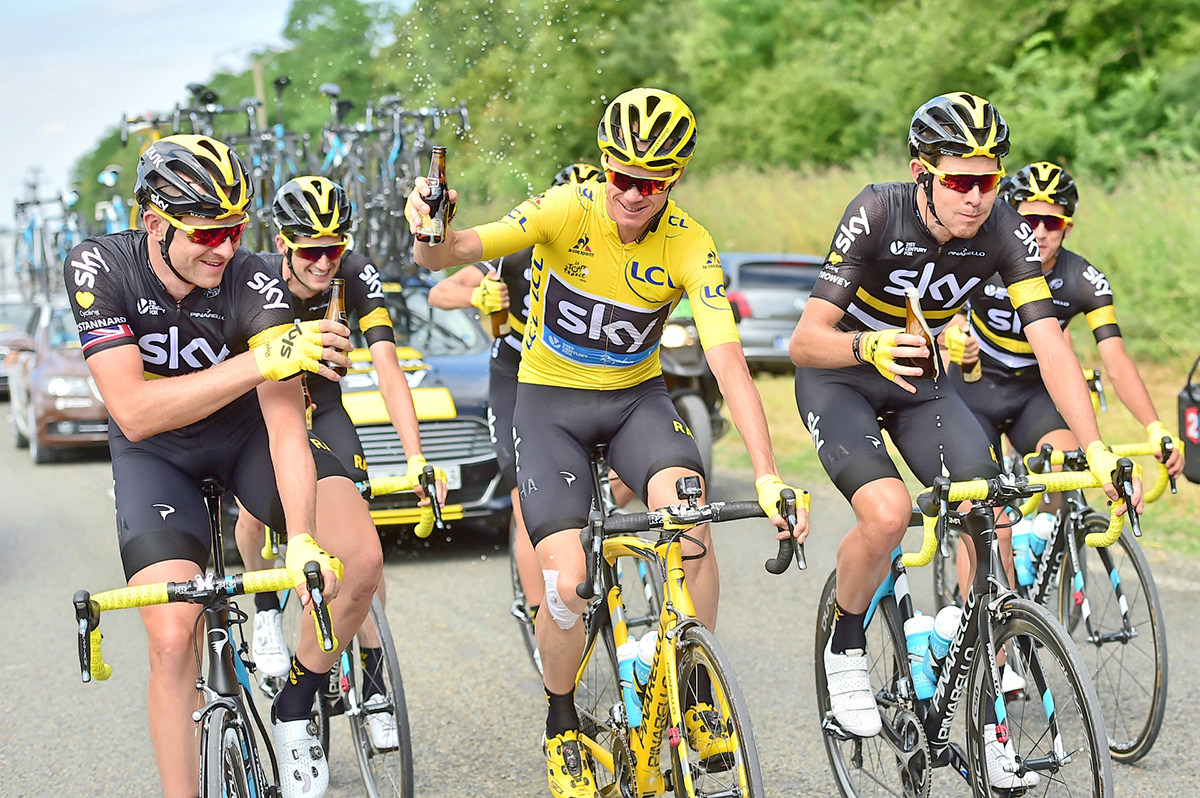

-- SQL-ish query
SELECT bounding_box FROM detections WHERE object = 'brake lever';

[304,561,336,652]
[575,514,601,600]
[1115,458,1142,538]
[421,464,445,529]
[765,489,806,573]
[73,590,97,683]
[1160,437,1178,494]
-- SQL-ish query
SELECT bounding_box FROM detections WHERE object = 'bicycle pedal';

[821,715,853,741]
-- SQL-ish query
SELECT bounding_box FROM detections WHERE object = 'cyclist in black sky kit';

[789,93,1140,789]
[64,136,381,798]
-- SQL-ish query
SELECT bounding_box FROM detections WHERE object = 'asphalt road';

[2,413,1198,797]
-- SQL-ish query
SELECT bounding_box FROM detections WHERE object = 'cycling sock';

[274,656,328,722]
[831,602,867,654]
[361,647,385,697]
[255,591,282,613]
[545,686,580,739]
[529,604,540,621]
[683,667,715,708]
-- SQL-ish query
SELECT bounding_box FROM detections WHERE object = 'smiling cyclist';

[406,89,808,798]
[789,93,1141,789]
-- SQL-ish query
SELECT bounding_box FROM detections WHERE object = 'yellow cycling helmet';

[1001,161,1079,216]
[908,92,1010,161]
[134,134,252,220]
[272,176,354,239]
[597,88,697,173]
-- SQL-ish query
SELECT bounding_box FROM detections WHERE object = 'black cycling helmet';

[552,162,602,186]
[272,176,354,239]
[134,134,252,220]
[1001,161,1079,216]
[908,92,1011,161]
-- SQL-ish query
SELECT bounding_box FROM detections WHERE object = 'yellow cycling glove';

[252,321,325,381]
[1085,440,1142,487]
[470,277,506,315]
[284,532,344,588]
[755,474,811,522]
[1146,421,1178,450]
[853,329,904,382]
[943,324,970,366]
[406,454,429,485]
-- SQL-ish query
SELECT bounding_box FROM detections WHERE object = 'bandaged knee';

[542,569,581,630]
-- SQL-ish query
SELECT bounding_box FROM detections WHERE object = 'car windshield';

[734,262,819,320]
[48,308,83,349]
[350,287,485,355]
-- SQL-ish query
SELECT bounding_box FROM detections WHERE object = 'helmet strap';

[918,172,947,231]
[158,227,197,290]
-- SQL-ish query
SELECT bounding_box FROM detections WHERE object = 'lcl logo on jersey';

[542,273,671,367]
[834,206,870,252]
[625,259,678,302]
[246,272,291,310]
[139,328,230,369]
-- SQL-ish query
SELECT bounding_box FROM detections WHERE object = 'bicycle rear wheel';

[508,520,541,676]
[815,570,919,798]
[1055,515,1167,763]
[348,596,414,798]
[673,624,764,798]
[967,597,1112,797]
[201,705,264,798]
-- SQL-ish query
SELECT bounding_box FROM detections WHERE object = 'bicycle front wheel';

[348,596,414,798]
[1056,516,1168,763]
[201,705,263,798]
[673,625,764,798]
[967,597,1112,798]
[279,589,333,754]
[573,613,629,795]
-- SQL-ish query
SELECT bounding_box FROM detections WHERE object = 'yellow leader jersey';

[475,182,740,390]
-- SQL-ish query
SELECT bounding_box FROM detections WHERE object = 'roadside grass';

[715,362,1200,560]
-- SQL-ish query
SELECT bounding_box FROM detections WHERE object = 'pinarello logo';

[1186,405,1199,446]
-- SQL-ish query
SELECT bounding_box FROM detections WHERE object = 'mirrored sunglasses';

[1021,213,1072,232]
[604,168,678,196]
[920,158,1006,194]
[151,206,247,247]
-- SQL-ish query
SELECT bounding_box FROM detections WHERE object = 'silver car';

[721,252,822,374]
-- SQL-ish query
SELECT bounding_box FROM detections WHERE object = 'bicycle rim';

[349,597,415,798]
[1056,518,1168,763]
[201,706,259,798]
[967,597,1112,797]
[815,570,913,798]
[674,625,764,798]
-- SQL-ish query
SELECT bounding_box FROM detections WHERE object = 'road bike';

[509,444,664,677]
[932,436,1175,764]
[816,466,1132,797]
[72,478,337,798]
[573,473,804,797]
[257,468,443,798]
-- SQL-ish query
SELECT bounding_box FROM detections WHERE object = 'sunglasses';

[1021,213,1073,232]
[604,168,679,196]
[919,158,1006,194]
[281,232,348,262]
[150,206,247,248]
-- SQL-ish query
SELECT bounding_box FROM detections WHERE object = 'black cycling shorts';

[512,378,704,545]
[310,399,369,484]
[794,363,1000,502]
[111,411,347,581]
[487,338,521,492]
[951,364,1068,457]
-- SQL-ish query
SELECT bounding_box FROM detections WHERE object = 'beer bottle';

[301,374,314,431]
[416,146,448,245]
[900,287,938,380]
[322,278,348,378]
[961,328,982,383]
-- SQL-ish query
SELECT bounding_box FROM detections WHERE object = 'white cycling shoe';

[1001,663,1028,695]
[273,716,329,798]
[253,608,292,678]
[364,692,400,750]
[824,639,882,737]
[983,723,1040,790]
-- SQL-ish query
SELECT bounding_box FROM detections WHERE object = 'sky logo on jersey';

[80,323,134,352]
[541,273,672,367]
[139,328,230,370]
[358,261,384,299]
[246,272,291,310]
[69,247,112,290]
[834,205,870,252]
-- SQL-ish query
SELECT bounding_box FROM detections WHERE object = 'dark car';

[342,280,510,538]
[721,252,823,374]
[0,297,34,400]
[7,300,109,463]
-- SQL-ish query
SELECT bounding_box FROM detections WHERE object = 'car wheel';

[28,404,54,465]
[12,407,29,449]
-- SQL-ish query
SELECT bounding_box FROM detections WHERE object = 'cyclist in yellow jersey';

[407,88,809,798]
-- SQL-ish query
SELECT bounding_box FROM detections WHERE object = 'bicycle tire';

[348,596,415,798]
[573,613,626,795]
[201,705,261,798]
[508,520,542,676]
[931,527,963,612]
[673,624,765,798]
[1054,515,1168,763]
[814,570,915,798]
[965,597,1112,797]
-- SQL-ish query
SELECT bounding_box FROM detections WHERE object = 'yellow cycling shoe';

[544,730,601,798]
[684,704,736,769]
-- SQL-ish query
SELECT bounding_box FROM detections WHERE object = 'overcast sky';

[1,0,292,234]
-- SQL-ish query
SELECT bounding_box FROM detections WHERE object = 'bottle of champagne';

[899,287,938,380]
[416,146,448,245]
[321,278,348,377]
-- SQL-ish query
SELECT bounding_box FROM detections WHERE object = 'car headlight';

[45,376,92,397]
[661,323,692,349]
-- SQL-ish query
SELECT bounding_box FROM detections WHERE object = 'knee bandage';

[542,570,581,631]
